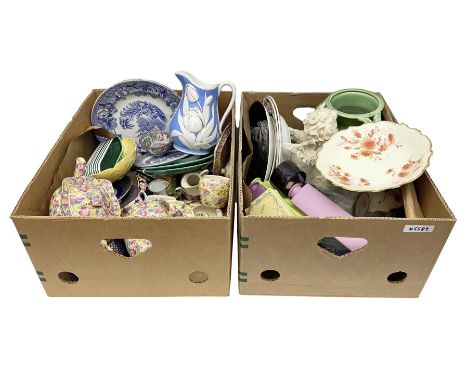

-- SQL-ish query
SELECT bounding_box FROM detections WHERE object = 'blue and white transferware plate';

[91,80,180,152]
[134,150,189,168]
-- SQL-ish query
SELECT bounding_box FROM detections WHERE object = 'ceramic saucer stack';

[263,96,291,167]
[135,150,214,176]
[262,96,282,173]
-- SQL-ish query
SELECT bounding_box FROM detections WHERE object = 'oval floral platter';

[315,121,432,192]
[91,80,180,152]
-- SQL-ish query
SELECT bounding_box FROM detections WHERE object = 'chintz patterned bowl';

[139,130,173,156]
[315,121,432,192]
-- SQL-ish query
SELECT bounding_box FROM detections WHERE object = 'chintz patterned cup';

[199,175,230,209]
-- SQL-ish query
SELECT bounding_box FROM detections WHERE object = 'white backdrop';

[1,1,466,381]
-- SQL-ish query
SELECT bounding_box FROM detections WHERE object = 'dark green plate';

[141,161,213,176]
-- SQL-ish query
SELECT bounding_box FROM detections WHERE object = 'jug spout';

[175,71,189,87]
[175,71,218,91]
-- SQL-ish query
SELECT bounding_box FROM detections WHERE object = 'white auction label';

[403,225,435,233]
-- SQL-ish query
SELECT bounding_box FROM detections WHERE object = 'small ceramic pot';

[199,174,230,209]
[139,130,172,156]
[319,88,384,130]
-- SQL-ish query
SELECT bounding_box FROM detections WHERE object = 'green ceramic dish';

[141,161,213,176]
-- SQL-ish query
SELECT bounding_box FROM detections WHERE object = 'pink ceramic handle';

[74,157,86,177]
[289,184,367,252]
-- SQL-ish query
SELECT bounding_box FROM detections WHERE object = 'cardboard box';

[11,90,235,296]
[237,91,456,297]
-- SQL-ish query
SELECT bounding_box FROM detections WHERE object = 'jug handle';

[218,81,236,134]
[357,114,381,124]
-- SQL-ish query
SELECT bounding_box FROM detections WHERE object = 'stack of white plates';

[261,96,291,180]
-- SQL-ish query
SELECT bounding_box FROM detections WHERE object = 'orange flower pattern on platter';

[328,157,422,189]
[339,126,402,161]
[386,158,422,180]
[328,165,372,187]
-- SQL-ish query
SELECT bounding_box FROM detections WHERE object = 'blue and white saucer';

[134,150,189,168]
[91,80,180,152]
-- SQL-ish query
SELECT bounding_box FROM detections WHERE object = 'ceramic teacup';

[148,176,177,195]
[199,174,230,209]
[319,88,384,130]
[177,170,209,198]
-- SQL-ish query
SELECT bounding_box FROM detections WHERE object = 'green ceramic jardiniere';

[319,88,384,130]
